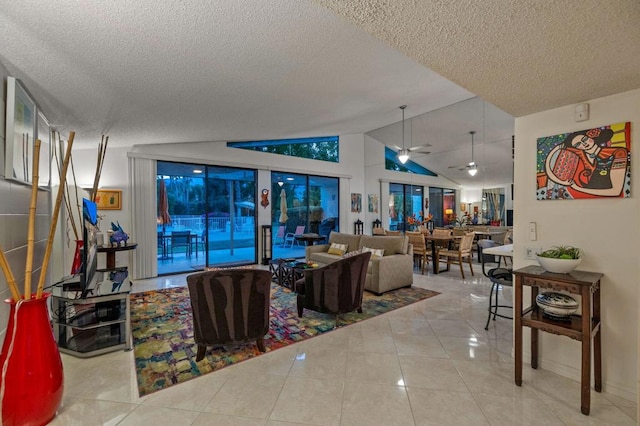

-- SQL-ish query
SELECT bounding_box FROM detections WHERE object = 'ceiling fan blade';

[407,145,431,152]
[390,145,403,152]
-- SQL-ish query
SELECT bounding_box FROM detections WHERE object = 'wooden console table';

[98,243,137,269]
[513,265,603,415]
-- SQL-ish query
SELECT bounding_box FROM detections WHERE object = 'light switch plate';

[529,222,537,241]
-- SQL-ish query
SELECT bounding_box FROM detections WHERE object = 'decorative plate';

[535,292,578,318]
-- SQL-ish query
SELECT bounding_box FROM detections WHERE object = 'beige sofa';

[305,231,414,295]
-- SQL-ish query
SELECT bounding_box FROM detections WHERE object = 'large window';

[271,172,339,259]
[384,147,437,176]
[157,161,257,275]
[388,183,424,231]
[228,136,339,162]
[428,187,456,227]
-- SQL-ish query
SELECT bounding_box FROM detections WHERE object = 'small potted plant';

[536,245,582,273]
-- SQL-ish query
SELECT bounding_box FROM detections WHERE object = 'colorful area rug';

[131,283,439,396]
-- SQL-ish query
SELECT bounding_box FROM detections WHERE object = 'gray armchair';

[187,269,271,361]
[295,251,371,321]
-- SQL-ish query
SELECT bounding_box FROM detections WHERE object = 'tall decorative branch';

[53,131,81,241]
[37,132,75,298]
[23,140,42,298]
[90,135,109,202]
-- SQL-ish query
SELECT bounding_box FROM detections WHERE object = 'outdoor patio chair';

[170,230,192,259]
[187,268,271,361]
[284,225,305,248]
[275,225,286,247]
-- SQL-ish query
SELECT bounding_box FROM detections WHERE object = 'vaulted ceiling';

[1,0,638,188]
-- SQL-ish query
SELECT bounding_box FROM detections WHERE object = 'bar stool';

[478,239,513,330]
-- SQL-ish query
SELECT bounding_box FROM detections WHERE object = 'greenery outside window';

[228,136,339,162]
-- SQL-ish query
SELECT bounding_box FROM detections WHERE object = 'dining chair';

[170,230,192,259]
[405,231,428,274]
[439,232,475,279]
[451,227,466,249]
[477,239,513,329]
[385,230,402,236]
[426,228,451,270]
[372,227,386,235]
[284,225,305,247]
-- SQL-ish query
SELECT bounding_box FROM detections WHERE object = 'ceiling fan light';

[468,165,478,176]
[398,151,409,164]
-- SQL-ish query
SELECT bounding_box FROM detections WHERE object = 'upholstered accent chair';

[187,268,271,361]
[295,251,371,321]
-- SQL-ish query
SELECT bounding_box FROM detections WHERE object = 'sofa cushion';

[327,242,348,256]
[327,232,362,253]
[362,246,384,258]
[359,235,407,255]
[309,251,343,265]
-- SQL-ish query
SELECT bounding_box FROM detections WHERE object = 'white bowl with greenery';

[536,246,582,273]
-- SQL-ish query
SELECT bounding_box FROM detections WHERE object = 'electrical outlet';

[525,247,539,259]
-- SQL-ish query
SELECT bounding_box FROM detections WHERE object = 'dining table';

[294,233,326,246]
[424,235,454,274]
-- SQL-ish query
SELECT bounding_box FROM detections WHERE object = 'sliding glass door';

[204,166,257,268]
[271,172,339,259]
[428,187,456,227]
[389,183,424,231]
[157,161,257,275]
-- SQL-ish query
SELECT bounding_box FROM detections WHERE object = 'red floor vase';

[0,293,64,426]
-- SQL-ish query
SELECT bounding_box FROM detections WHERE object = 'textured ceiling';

[1,0,638,188]
[315,0,640,117]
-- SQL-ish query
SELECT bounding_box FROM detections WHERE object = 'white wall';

[513,88,640,402]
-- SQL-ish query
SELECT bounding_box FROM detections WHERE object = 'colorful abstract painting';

[536,122,631,200]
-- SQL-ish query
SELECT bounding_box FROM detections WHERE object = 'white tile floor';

[50,266,637,425]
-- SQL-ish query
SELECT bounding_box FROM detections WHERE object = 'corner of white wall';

[514,88,640,402]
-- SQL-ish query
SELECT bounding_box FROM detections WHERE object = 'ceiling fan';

[448,130,478,176]
[390,105,431,164]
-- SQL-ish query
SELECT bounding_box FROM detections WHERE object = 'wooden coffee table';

[269,259,317,291]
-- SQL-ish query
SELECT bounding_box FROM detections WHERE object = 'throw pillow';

[327,243,348,256]
[342,249,362,258]
[362,246,384,258]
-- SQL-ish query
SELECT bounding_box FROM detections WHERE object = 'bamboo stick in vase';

[24,139,41,299]
[0,249,21,302]
[36,132,75,299]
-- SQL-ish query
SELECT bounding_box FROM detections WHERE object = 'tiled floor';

[50,264,637,425]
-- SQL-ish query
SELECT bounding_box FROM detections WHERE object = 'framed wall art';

[536,122,631,200]
[350,193,361,213]
[368,194,378,213]
[5,77,37,184]
[95,189,122,210]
